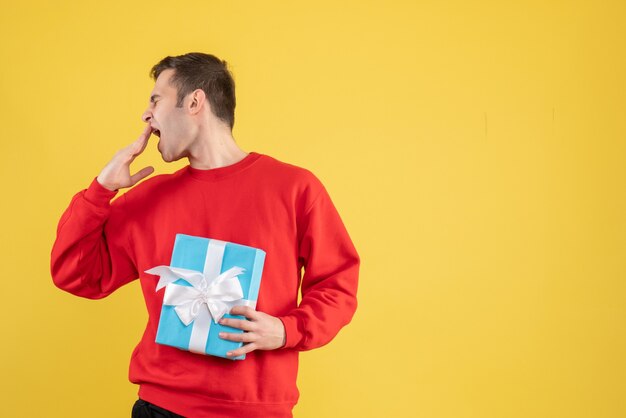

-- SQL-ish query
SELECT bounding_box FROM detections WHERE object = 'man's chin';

[159,150,182,163]
[158,143,173,162]
[160,153,175,163]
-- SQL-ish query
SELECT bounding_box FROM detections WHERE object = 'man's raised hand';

[96,124,155,191]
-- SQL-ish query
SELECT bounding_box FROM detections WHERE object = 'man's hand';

[218,306,286,358]
[96,124,155,191]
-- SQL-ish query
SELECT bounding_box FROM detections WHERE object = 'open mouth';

[153,129,161,137]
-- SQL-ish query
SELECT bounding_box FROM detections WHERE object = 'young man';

[50,53,360,418]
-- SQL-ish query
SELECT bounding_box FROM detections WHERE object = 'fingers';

[229,305,259,320]
[131,125,153,156]
[97,125,154,191]
[226,343,258,358]
[219,331,257,343]
[218,317,255,331]
[141,123,154,142]
[219,323,257,358]
[218,308,258,358]
[138,123,153,140]
[130,166,154,185]
[218,308,286,358]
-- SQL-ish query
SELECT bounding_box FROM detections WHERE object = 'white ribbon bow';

[145,265,245,325]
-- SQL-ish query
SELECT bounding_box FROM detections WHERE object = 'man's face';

[141,69,193,162]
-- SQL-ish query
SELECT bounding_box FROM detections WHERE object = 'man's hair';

[150,52,236,129]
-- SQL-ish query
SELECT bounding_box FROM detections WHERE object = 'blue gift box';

[150,234,265,360]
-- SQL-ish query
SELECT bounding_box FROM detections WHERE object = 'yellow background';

[1,1,625,417]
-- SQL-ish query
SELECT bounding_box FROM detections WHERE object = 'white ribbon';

[145,239,247,354]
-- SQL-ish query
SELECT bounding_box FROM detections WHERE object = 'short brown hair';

[150,52,236,129]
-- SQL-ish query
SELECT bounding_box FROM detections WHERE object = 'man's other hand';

[218,306,287,358]
[96,124,155,191]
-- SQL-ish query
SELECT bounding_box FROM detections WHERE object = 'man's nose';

[141,109,152,123]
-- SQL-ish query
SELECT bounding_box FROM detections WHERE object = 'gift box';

[145,233,265,360]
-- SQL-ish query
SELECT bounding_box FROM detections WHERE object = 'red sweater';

[50,152,360,418]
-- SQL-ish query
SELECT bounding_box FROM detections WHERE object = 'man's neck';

[187,123,248,170]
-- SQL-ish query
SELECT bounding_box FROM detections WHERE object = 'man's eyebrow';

[150,94,161,103]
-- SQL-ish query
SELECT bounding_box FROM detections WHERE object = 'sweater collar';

[186,152,262,181]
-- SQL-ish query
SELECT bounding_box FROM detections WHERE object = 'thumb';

[129,166,155,186]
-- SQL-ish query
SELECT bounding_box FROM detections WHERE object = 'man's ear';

[188,89,208,115]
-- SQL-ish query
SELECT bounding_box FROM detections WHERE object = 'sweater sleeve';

[50,178,138,299]
[279,182,360,351]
